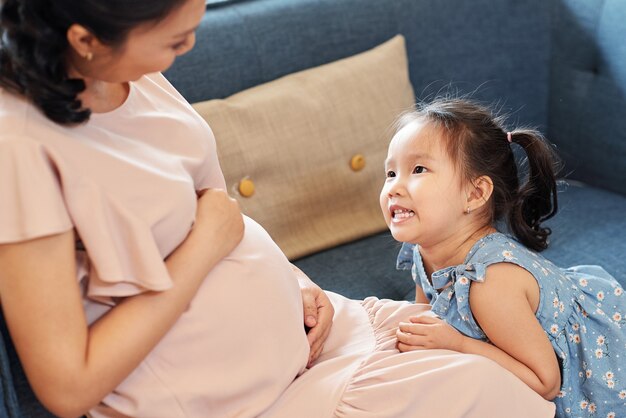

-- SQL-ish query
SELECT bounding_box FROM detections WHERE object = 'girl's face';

[380,119,469,246]
[71,0,206,82]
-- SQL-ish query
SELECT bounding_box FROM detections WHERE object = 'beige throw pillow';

[193,35,415,259]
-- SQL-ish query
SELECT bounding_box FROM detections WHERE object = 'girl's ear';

[467,175,494,212]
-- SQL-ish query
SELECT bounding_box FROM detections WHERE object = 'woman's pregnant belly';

[92,216,310,418]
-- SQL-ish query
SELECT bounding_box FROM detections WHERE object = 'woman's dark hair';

[396,98,561,251]
[0,0,187,124]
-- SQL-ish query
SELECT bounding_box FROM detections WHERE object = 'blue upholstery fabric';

[165,0,551,129]
[549,0,626,195]
[0,316,20,418]
[543,183,626,283]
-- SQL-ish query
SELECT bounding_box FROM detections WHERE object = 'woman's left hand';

[396,314,464,352]
[292,264,334,367]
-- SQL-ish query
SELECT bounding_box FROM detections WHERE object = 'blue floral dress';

[397,232,626,418]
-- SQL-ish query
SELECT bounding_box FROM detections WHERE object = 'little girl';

[381,98,626,417]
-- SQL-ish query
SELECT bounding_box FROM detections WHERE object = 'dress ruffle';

[0,135,174,304]
[333,296,555,418]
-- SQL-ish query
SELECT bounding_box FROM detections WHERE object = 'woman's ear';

[467,175,494,212]
[66,24,100,59]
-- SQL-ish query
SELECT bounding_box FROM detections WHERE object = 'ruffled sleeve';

[0,135,175,305]
[0,136,73,243]
[396,242,415,271]
[430,263,488,339]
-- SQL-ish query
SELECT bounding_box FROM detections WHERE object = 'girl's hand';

[291,264,334,367]
[193,188,244,258]
[396,314,464,352]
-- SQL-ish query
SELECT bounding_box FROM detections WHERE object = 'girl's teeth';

[392,209,415,219]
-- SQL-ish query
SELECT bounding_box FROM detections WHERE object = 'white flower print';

[613,312,622,322]
[579,278,588,287]
[597,291,605,301]
[557,390,565,398]
[572,323,580,331]
[559,302,565,313]
[597,335,605,345]
[580,400,589,409]
[607,412,615,418]
[615,287,623,296]
[595,349,603,358]
[550,324,559,335]
[502,250,513,259]
[582,325,587,334]
[586,369,592,378]
[596,308,605,316]
[605,371,614,380]
[553,297,559,308]
[607,380,615,389]
[619,390,626,400]
[573,334,581,344]
[588,403,596,413]
[459,276,469,285]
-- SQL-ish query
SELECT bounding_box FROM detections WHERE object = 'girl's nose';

[386,179,404,197]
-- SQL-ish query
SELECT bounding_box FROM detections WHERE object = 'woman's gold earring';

[85,52,93,61]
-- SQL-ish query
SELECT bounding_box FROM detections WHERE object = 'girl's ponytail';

[507,130,560,251]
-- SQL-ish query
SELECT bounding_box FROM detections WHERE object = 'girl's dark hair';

[0,0,187,124]
[397,98,560,251]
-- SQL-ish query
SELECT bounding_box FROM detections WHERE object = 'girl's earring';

[465,206,471,215]
[85,52,94,61]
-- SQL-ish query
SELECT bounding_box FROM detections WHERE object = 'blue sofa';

[2,0,625,416]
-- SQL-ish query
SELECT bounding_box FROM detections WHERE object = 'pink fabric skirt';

[261,292,556,418]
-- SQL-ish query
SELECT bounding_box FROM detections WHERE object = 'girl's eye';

[386,170,396,178]
[413,166,427,174]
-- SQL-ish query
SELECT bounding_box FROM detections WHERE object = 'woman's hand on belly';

[292,264,335,367]
[193,188,244,260]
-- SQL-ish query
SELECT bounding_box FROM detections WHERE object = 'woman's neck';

[67,65,130,114]
[420,224,497,279]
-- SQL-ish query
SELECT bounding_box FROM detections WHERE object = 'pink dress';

[0,74,555,418]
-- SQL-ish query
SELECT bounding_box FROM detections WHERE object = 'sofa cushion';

[193,35,415,259]
[543,183,626,286]
[549,0,626,196]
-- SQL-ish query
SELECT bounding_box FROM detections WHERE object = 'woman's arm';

[0,189,243,418]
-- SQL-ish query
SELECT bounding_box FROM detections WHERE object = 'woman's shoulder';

[0,88,31,137]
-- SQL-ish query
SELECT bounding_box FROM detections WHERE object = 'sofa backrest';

[165,0,551,131]
[549,0,626,196]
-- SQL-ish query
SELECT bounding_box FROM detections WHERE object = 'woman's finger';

[301,289,318,328]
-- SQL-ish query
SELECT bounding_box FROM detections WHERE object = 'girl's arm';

[466,263,561,399]
[415,284,429,304]
[0,189,243,418]
[397,262,560,400]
